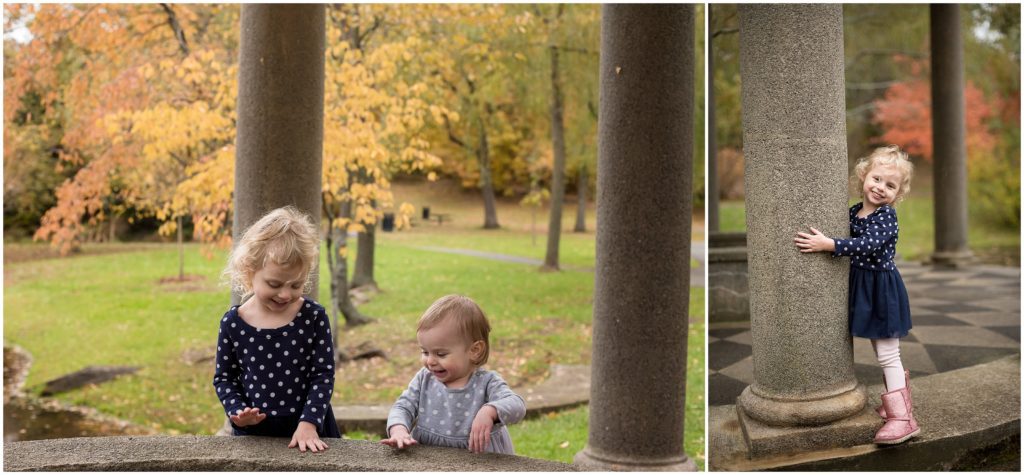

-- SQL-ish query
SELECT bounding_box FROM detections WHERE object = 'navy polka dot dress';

[212,299,340,438]
[832,203,912,339]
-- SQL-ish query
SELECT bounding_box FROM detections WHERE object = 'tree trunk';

[574,163,588,232]
[177,215,184,280]
[351,227,377,290]
[323,197,372,330]
[351,167,378,289]
[477,116,500,229]
[543,42,567,271]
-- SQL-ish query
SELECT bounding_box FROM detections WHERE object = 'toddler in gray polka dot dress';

[382,295,526,454]
[213,206,340,452]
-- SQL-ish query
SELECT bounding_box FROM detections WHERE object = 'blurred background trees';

[711,4,1019,231]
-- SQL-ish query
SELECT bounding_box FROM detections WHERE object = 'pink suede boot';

[874,386,920,445]
[875,370,911,419]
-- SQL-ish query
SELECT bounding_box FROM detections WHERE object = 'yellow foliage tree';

[322,4,449,328]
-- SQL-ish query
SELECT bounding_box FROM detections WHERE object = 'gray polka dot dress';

[212,299,340,437]
[386,368,526,454]
[833,203,912,339]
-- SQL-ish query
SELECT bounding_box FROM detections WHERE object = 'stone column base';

[930,250,975,268]
[737,403,882,459]
[737,383,867,427]
[574,446,698,472]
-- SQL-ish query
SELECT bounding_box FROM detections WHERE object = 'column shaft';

[574,4,696,471]
[233,4,325,304]
[930,4,973,267]
[736,4,865,426]
[708,5,720,233]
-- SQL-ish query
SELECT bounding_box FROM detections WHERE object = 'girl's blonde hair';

[418,295,491,366]
[224,206,320,297]
[853,145,915,203]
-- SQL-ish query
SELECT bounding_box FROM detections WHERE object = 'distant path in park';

[414,242,707,288]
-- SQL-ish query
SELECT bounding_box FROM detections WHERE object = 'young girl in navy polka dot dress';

[381,295,526,454]
[213,206,340,452]
[795,145,920,445]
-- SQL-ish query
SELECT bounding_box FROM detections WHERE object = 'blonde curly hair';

[852,145,915,204]
[223,206,320,298]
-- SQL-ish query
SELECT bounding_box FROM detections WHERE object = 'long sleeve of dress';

[483,373,527,426]
[833,205,898,258]
[213,312,249,417]
[386,369,426,436]
[299,306,335,431]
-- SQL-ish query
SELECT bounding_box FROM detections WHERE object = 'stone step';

[710,354,1021,471]
[216,364,591,436]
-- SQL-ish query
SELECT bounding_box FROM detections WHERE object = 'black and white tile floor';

[709,263,1021,406]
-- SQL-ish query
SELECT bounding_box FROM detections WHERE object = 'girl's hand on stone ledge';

[230,407,266,427]
[289,421,327,452]
[795,226,835,253]
[381,425,418,449]
[469,405,497,453]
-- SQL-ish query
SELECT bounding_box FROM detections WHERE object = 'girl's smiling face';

[250,261,306,316]
[417,317,484,389]
[862,164,903,210]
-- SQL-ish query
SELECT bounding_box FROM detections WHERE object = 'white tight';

[871,338,906,391]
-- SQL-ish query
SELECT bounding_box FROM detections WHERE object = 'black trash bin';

[382,213,395,232]
[422,206,431,220]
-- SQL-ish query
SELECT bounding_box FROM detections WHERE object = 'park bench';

[431,213,452,226]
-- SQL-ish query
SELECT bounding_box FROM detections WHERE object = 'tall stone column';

[233,4,325,304]
[574,5,696,471]
[930,4,974,268]
[708,5,720,233]
[736,4,866,427]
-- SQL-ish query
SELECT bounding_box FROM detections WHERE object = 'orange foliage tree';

[872,57,996,162]
[5,4,240,258]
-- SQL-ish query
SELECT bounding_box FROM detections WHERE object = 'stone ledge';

[3,435,577,472]
[710,354,1021,471]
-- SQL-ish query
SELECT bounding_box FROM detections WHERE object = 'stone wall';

[708,232,749,323]
[4,435,576,472]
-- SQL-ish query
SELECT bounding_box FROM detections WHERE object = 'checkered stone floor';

[709,263,1021,406]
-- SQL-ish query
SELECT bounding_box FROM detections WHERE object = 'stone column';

[708,5,720,233]
[233,4,325,304]
[574,5,696,471]
[930,4,974,268]
[736,4,866,427]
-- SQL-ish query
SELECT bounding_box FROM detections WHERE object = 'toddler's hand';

[230,407,266,427]
[795,227,835,253]
[289,421,328,452]
[469,405,498,453]
[381,425,418,449]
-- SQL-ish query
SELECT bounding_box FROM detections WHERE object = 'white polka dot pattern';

[385,367,526,455]
[212,300,335,430]
[832,203,901,271]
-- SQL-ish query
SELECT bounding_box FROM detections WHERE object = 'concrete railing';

[3,436,577,472]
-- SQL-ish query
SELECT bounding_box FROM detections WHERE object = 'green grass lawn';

[718,193,1019,264]
[3,223,705,466]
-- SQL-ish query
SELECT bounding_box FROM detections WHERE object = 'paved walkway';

[415,243,706,287]
[709,263,1021,406]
